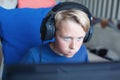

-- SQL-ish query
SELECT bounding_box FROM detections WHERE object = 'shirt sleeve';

[20,47,41,64]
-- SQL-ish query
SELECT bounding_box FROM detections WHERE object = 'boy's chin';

[65,54,74,58]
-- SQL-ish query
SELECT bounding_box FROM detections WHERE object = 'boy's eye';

[77,37,83,41]
[63,37,71,41]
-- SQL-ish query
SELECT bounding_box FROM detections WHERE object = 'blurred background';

[0,0,120,79]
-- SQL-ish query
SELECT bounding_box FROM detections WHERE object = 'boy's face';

[54,20,86,58]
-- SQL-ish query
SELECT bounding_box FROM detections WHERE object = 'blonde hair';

[55,9,90,32]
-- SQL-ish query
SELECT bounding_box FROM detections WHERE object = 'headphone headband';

[52,2,92,22]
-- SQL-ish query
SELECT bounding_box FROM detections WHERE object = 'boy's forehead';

[57,20,82,30]
[56,27,85,36]
[56,20,86,37]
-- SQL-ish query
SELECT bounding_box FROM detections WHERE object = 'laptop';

[3,61,120,80]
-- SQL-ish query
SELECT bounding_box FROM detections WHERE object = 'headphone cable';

[40,41,44,64]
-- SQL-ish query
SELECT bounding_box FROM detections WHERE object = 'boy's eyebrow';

[59,34,84,38]
[78,36,84,38]
[61,36,72,39]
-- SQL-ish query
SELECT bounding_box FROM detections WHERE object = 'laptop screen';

[3,61,120,80]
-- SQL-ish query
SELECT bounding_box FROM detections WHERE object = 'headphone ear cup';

[83,24,93,43]
[41,14,55,41]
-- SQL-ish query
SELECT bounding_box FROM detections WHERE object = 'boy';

[20,2,93,64]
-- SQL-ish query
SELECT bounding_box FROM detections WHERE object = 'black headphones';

[41,2,93,43]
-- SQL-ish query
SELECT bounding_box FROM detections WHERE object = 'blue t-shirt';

[20,44,88,64]
[0,7,53,64]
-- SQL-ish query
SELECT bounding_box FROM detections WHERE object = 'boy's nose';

[69,40,76,49]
